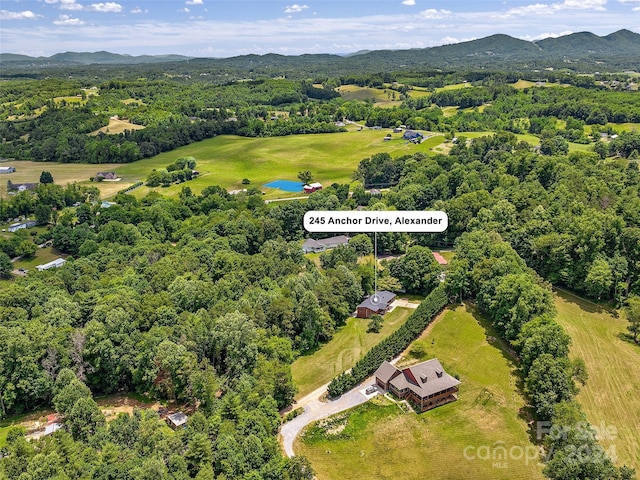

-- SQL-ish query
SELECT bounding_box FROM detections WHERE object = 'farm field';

[336,85,402,106]
[554,290,640,470]
[0,161,128,198]
[90,116,145,135]
[119,131,441,199]
[296,303,544,480]
[435,82,473,92]
[512,80,567,89]
[604,122,640,133]
[0,125,595,202]
[291,307,413,399]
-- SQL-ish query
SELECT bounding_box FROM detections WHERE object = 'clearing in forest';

[296,303,545,480]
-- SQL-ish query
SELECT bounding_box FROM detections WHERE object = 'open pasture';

[118,130,441,199]
[337,85,402,106]
[90,116,146,135]
[554,290,640,470]
[0,161,129,198]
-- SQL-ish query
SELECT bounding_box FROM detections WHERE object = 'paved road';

[280,376,380,457]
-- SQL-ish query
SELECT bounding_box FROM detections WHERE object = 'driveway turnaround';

[280,376,379,457]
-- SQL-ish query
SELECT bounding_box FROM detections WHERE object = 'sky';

[1,0,639,58]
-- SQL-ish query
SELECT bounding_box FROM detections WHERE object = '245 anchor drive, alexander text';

[303,211,448,233]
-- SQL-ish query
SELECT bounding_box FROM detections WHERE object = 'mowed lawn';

[118,131,438,199]
[296,304,545,480]
[554,290,640,470]
[291,307,413,399]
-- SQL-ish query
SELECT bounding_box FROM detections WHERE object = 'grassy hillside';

[336,85,401,106]
[555,290,640,470]
[291,307,413,399]
[117,131,442,199]
[296,304,545,480]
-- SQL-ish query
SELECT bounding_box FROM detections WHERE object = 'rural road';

[280,376,380,457]
[264,196,308,203]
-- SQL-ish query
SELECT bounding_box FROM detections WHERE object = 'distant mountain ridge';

[1,29,639,71]
[0,50,193,66]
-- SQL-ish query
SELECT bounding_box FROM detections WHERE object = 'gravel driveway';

[280,376,380,457]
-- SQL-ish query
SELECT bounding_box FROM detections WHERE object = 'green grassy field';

[296,304,544,480]
[337,85,402,106]
[407,89,431,99]
[118,131,438,199]
[291,307,413,399]
[435,82,473,92]
[605,122,640,133]
[554,290,640,470]
[0,161,127,198]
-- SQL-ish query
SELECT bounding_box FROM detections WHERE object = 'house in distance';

[303,182,323,194]
[94,171,118,181]
[374,358,460,412]
[356,290,396,318]
[403,130,424,143]
[302,235,349,254]
[166,412,188,430]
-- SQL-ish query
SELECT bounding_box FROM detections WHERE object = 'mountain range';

[1,29,639,71]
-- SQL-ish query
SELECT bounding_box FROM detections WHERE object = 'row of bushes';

[327,286,448,397]
[118,181,143,194]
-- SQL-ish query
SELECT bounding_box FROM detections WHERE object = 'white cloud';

[53,14,85,25]
[505,0,607,17]
[59,0,84,11]
[419,9,451,19]
[89,2,122,12]
[521,30,574,40]
[0,10,37,20]
[561,0,606,9]
[186,0,204,4]
[180,7,190,12]
[284,4,309,13]
[402,0,416,5]
[506,3,556,15]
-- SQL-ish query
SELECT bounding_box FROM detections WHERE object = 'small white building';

[8,220,37,233]
[0,166,16,174]
[36,258,66,271]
